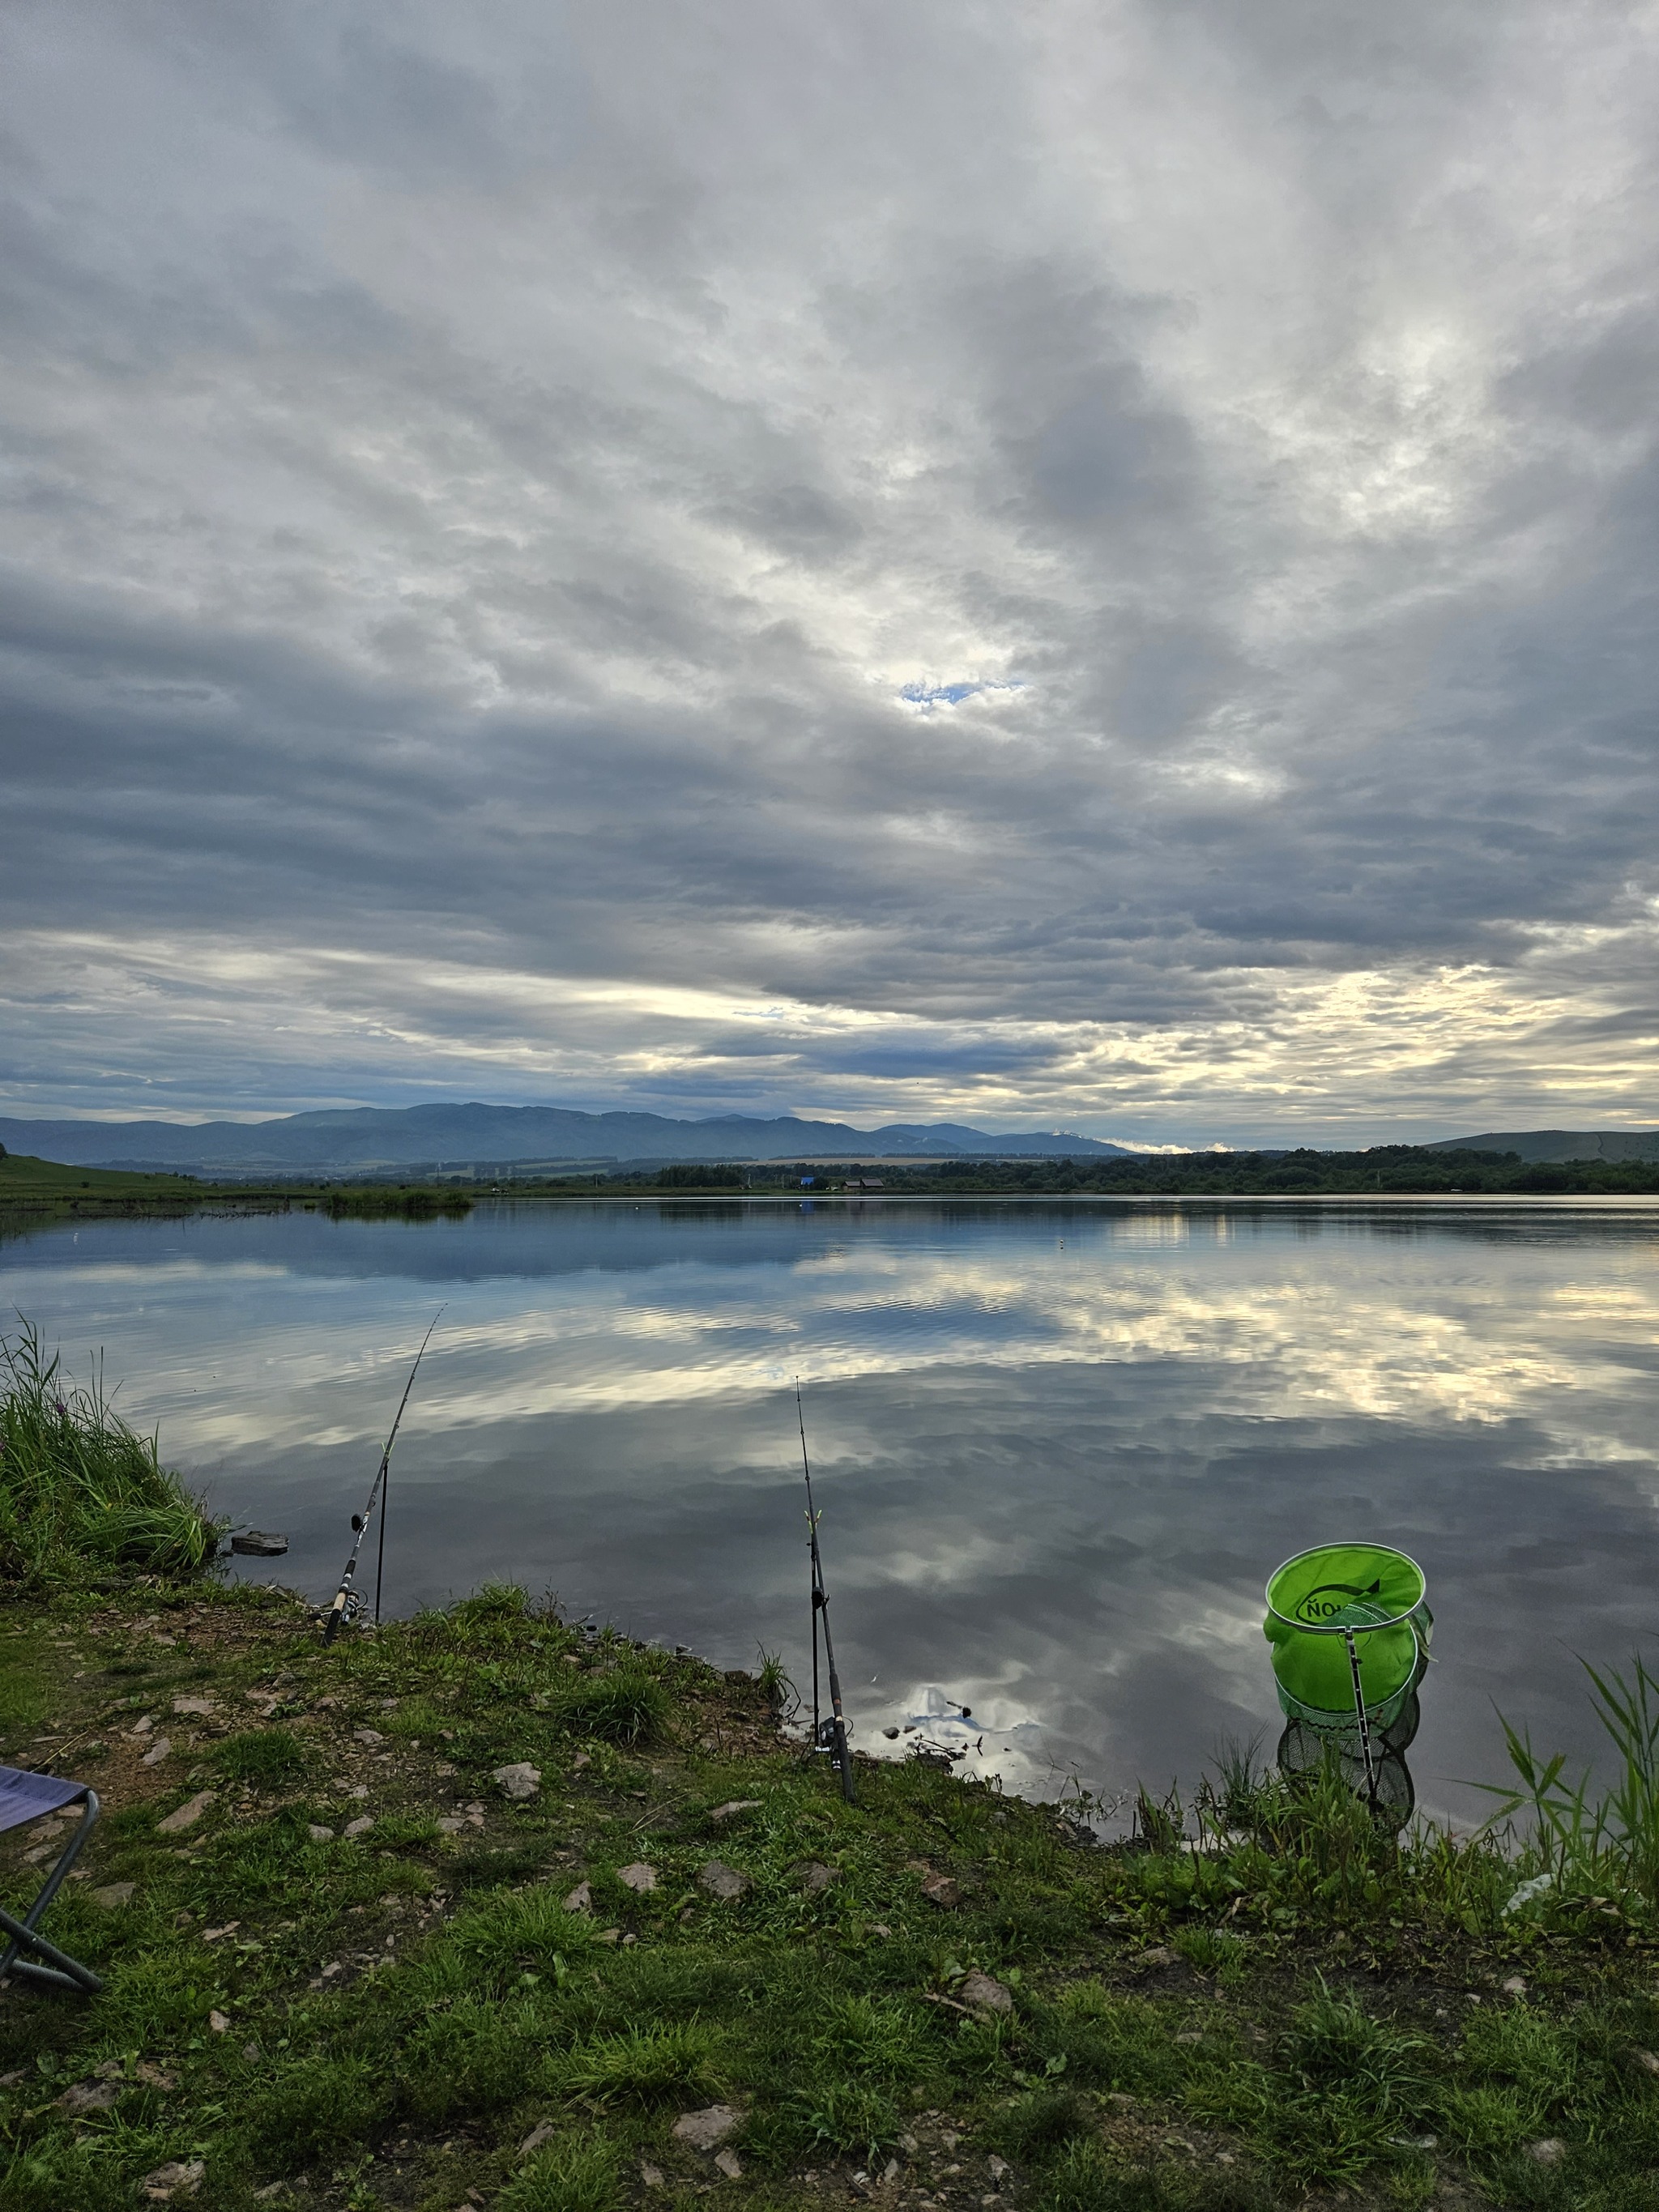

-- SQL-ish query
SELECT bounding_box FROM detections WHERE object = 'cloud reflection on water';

[4,1200,1657,1822]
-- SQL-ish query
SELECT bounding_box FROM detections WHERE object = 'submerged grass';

[0,1320,220,1591]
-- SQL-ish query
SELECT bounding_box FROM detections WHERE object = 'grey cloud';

[1,0,1657,1136]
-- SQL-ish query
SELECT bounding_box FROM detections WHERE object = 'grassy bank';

[4,1343,1659,2210]
[0,1154,472,1225]
[3,1583,1658,2212]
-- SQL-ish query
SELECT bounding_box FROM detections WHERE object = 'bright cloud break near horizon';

[3,4,1658,1149]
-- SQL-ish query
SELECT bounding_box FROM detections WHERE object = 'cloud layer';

[3,2,1658,1140]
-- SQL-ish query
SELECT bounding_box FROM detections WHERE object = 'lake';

[5,1196,1657,1826]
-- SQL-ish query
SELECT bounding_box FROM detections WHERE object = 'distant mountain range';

[1426,1127,1659,1164]
[0,1102,1137,1174]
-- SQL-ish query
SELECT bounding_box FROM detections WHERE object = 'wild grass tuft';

[554,1666,670,1744]
[0,1319,220,1588]
[214,1727,308,1788]
[1485,1651,1659,1907]
[497,2133,621,2212]
[558,2021,722,2103]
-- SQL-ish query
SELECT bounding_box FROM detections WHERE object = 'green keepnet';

[1264,1543,1428,1725]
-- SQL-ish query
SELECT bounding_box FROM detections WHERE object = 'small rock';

[987,2158,1009,2180]
[698,1860,750,1900]
[353,1728,384,1746]
[882,1726,900,1739]
[921,1872,961,1907]
[208,2010,231,2033]
[882,2160,899,2183]
[1502,1975,1528,1996]
[203,1922,240,1942]
[641,2163,666,2188]
[92,1882,135,1909]
[142,1737,173,1767]
[617,1861,658,1893]
[1528,2139,1567,2166]
[1139,1945,1175,1968]
[714,2149,744,2180]
[799,1861,838,1892]
[673,2103,744,2150]
[564,1882,593,1913]
[707,1799,761,1823]
[493,1762,542,1801]
[140,2159,206,2201]
[571,1751,591,1771]
[1631,2048,1659,2076]
[343,1816,374,1839]
[59,2078,120,2112]
[157,1790,215,1835]
[1174,2031,1202,2045]
[595,1926,622,1944]
[519,2121,556,2158]
[307,1825,335,1843]
[171,1697,215,1716]
[957,1971,1014,2014]
[134,2062,177,2089]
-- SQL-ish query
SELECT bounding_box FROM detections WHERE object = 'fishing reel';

[813,1717,851,1763]
[339,1591,364,1624]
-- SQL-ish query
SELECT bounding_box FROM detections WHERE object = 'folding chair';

[0,1767,103,1995]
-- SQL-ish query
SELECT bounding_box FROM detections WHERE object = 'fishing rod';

[796,1378,856,1805]
[322,1309,444,1644]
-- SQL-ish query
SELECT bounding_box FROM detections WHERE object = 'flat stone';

[519,2121,556,2158]
[641,2163,666,2188]
[563,1882,593,1913]
[343,1816,374,1839]
[229,1531,288,1555]
[672,2103,744,2150]
[171,1697,215,1716]
[92,1882,135,1909]
[617,1861,658,1893]
[353,1728,385,1746]
[1138,1945,1175,1968]
[707,1799,761,1823]
[134,2062,177,2089]
[141,1737,172,1767]
[1501,1975,1528,1995]
[156,1790,215,1835]
[714,2149,744,2180]
[1527,2139,1567,2166]
[957,1971,1014,2014]
[920,1872,961,1907]
[208,2010,231,2033]
[698,1859,750,1900]
[59,2078,120,2112]
[141,2159,206,2201]
[798,1861,838,1892]
[493,1762,542,1801]
[307,1825,335,1843]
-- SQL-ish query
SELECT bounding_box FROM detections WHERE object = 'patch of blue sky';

[898,677,1026,712]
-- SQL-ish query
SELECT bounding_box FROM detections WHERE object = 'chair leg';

[0,1904,103,1994]
[0,1789,103,1997]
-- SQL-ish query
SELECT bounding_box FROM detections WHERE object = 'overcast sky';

[3,2,1657,1144]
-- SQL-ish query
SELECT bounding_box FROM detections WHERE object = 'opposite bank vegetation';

[4,1145,1659,1227]
[3,1328,1659,2212]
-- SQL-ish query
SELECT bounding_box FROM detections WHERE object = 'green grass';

[0,1320,221,1590]
[4,1581,1659,2212]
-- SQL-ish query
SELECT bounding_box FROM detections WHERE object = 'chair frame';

[0,1783,104,1996]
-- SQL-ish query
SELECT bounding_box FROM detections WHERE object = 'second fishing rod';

[795,1379,857,1805]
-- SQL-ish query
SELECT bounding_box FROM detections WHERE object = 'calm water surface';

[5,1197,1657,1824]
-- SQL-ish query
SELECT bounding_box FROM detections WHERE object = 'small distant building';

[800,1176,816,1188]
[843,1177,885,1191]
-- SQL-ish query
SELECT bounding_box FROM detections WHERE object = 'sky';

[3,2,1658,1148]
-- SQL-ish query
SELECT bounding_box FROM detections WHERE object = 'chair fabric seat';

[0,1767,86,1835]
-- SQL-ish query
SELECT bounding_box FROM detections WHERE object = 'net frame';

[1264,1541,1429,1815]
